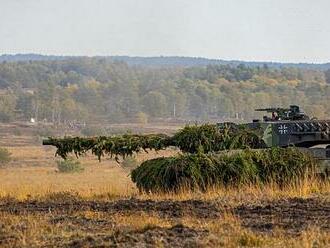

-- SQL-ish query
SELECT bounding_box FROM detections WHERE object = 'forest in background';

[0,56,330,125]
[2,54,330,69]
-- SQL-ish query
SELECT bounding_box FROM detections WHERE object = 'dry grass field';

[0,125,329,247]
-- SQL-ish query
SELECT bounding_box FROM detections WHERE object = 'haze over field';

[1,0,330,63]
[0,1,330,247]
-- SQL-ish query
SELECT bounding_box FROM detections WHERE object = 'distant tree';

[0,94,17,122]
[16,93,34,119]
[188,95,205,118]
[142,91,167,117]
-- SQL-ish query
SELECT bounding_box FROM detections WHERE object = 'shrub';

[0,148,11,166]
[56,158,84,173]
[131,148,317,192]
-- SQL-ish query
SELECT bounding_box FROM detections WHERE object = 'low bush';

[56,158,84,173]
[0,147,11,166]
[131,148,317,192]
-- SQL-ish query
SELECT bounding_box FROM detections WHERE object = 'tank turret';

[255,105,310,122]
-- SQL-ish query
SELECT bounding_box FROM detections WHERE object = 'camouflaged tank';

[218,105,330,176]
[219,105,330,161]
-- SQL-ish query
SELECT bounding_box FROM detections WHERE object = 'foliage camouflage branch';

[43,124,265,160]
[44,134,173,161]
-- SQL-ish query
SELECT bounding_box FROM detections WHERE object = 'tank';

[218,105,330,160]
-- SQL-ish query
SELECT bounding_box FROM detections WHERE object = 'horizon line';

[0,53,329,65]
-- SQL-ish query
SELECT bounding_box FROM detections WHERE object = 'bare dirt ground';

[0,123,329,247]
[0,195,329,233]
[0,195,329,247]
[235,197,330,234]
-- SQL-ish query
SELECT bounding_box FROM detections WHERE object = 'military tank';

[219,105,330,161]
[42,104,330,179]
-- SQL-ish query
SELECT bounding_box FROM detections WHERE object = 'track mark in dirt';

[66,224,213,248]
[50,215,116,232]
[235,197,330,234]
[110,199,220,218]
[0,198,220,219]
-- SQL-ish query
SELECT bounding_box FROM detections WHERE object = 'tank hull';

[245,120,330,149]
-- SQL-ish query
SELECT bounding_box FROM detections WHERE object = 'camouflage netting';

[44,124,266,160]
[131,148,317,192]
[45,134,172,161]
[172,124,266,153]
[44,124,317,192]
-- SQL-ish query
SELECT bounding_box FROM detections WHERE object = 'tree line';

[0,57,329,124]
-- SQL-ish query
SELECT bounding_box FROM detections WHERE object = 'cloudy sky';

[1,0,330,62]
